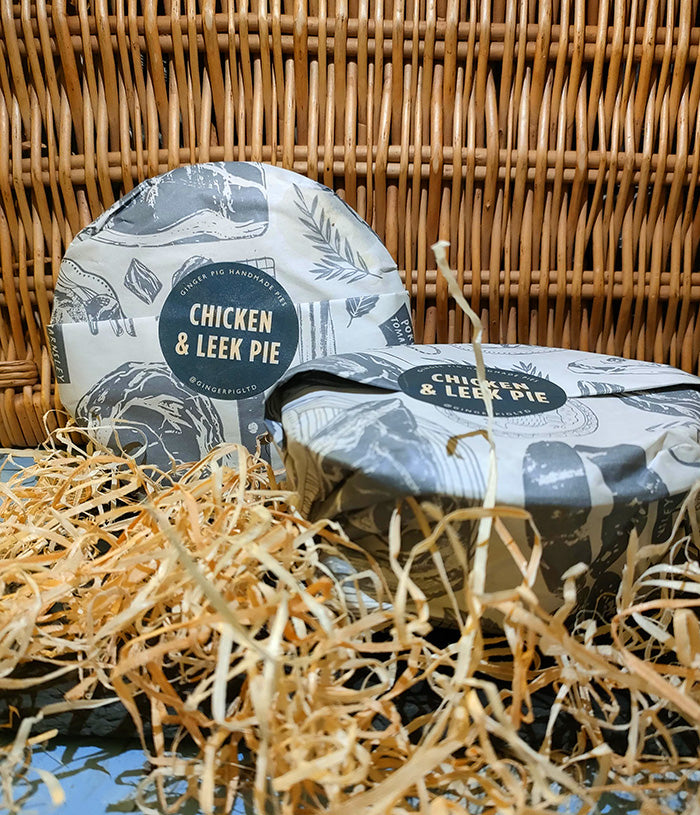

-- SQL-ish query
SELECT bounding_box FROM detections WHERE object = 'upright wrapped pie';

[265,344,700,615]
[48,163,412,469]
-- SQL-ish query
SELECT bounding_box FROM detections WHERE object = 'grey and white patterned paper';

[49,163,412,470]
[265,344,700,615]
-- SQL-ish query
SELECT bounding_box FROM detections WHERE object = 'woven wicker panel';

[1,0,699,447]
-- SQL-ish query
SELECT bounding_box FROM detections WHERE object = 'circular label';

[397,364,567,417]
[159,262,299,400]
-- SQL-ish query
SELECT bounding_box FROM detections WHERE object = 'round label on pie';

[398,364,567,417]
[159,261,299,400]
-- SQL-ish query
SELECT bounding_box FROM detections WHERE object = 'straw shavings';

[0,435,699,814]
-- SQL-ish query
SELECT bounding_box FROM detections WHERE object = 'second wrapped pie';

[265,344,700,616]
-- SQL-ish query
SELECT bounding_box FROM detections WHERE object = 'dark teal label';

[159,262,299,400]
[398,364,567,417]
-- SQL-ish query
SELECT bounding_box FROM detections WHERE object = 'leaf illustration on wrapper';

[345,296,379,327]
[293,185,385,283]
[512,361,548,379]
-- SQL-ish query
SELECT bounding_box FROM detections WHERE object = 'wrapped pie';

[48,163,412,469]
[265,344,700,615]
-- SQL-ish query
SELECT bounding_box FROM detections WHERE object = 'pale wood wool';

[2,437,700,813]
[1,0,700,448]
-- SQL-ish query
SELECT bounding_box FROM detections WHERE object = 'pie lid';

[266,344,700,613]
[48,163,412,469]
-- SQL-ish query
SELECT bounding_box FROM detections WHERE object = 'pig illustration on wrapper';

[48,162,413,469]
[266,344,700,619]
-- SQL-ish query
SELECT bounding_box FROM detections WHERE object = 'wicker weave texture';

[1,0,700,447]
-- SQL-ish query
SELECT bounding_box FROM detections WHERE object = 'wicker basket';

[1,0,699,448]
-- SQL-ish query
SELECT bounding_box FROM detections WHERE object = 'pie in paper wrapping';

[265,344,700,618]
[48,163,412,469]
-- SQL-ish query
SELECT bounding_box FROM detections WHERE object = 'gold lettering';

[201,304,216,326]
[229,338,242,360]
[249,340,262,361]
[259,311,273,333]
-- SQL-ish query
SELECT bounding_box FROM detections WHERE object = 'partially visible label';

[398,364,568,417]
[47,324,70,384]
[159,262,299,400]
[379,304,414,346]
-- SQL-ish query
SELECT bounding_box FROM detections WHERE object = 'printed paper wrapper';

[265,344,700,616]
[48,163,412,469]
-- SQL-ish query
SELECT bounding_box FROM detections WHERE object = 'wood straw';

[0,432,699,813]
[433,239,497,681]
